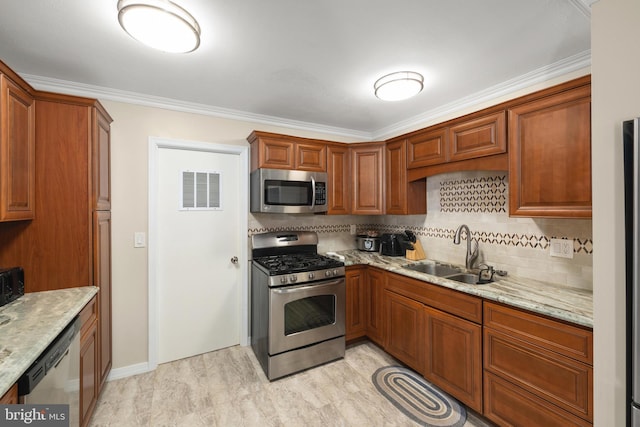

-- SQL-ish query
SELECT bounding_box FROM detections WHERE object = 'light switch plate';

[350,224,357,235]
[134,232,146,248]
[550,238,573,259]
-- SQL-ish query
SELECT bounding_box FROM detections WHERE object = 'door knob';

[230,256,239,264]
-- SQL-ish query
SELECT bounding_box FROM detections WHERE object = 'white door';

[156,146,241,364]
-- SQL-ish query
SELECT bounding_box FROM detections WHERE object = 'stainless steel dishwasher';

[18,317,80,426]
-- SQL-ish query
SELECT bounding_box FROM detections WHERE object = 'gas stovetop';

[251,231,345,287]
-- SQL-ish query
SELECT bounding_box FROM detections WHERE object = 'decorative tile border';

[248,224,350,236]
[440,175,507,213]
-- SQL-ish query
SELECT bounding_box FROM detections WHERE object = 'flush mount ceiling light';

[117,0,201,53]
[374,71,424,101]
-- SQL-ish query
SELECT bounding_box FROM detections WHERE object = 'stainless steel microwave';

[250,168,328,213]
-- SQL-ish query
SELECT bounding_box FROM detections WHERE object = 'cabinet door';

[255,137,295,169]
[508,84,591,217]
[385,290,423,372]
[406,127,448,168]
[365,267,386,346]
[80,316,98,427]
[93,108,111,210]
[385,140,427,215]
[345,266,366,341]
[0,75,34,221]
[351,143,384,214]
[449,111,506,162]
[0,384,17,404]
[94,211,112,388]
[295,141,326,172]
[424,306,482,412]
[327,144,350,214]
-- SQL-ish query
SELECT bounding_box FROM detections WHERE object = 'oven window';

[264,180,312,206]
[284,295,335,335]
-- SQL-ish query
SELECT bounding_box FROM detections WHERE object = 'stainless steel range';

[251,231,345,380]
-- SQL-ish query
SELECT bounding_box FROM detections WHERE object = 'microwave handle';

[310,176,316,210]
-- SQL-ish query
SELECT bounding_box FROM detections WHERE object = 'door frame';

[148,136,249,371]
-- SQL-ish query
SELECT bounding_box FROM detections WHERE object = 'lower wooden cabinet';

[385,290,423,372]
[365,267,386,346]
[79,297,99,427]
[483,302,593,425]
[0,383,17,404]
[345,266,366,341]
[424,305,482,412]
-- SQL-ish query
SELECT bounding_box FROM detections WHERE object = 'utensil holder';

[405,240,426,260]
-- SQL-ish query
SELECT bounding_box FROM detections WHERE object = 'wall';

[591,0,640,424]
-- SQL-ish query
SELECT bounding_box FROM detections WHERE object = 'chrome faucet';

[453,224,478,269]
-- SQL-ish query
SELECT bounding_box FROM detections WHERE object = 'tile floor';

[89,341,494,427]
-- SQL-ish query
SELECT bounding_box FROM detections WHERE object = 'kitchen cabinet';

[94,211,112,389]
[351,142,385,215]
[385,140,426,215]
[365,267,386,346]
[0,383,17,404]
[508,77,591,218]
[449,110,506,162]
[79,297,98,427]
[483,301,593,425]
[345,266,366,341]
[248,130,327,172]
[327,143,351,214]
[424,305,482,412]
[406,127,448,168]
[0,72,35,221]
[385,290,423,372]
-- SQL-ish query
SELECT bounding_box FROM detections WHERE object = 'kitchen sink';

[403,262,462,277]
[445,273,489,285]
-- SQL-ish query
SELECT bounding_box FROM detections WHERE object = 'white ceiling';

[0,0,591,139]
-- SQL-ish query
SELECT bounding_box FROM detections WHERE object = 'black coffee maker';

[379,233,411,256]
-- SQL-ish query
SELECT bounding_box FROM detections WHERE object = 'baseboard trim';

[106,362,154,382]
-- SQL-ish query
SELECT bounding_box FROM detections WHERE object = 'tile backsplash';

[249,171,593,291]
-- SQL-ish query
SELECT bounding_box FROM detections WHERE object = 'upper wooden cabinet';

[93,108,111,210]
[0,73,35,221]
[385,140,426,215]
[508,78,591,218]
[406,127,448,168]
[351,142,385,215]
[449,111,506,162]
[248,131,326,172]
[327,143,351,215]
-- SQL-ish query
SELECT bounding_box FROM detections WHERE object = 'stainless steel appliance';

[250,168,328,213]
[0,267,24,307]
[625,117,640,426]
[356,234,380,252]
[251,231,345,380]
[18,317,80,425]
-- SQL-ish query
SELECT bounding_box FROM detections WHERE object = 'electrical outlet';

[550,238,573,259]
[134,232,146,248]
[350,224,357,235]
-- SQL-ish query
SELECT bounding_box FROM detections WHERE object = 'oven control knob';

[325,270,332,277]
[280,276,288,284]
[333,269,339,276]
[308,272,315,280]
[290,275,298,283]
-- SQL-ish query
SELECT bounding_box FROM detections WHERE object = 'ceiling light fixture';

[117,0,201,53]
[374,71,424,101]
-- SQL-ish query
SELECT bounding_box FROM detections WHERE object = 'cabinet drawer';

[0,383,17,404]
[484,302,592,364]
[448,111,506,162]
[484,372,592,427]
[484,328,593,421]
[79,296,97,336]
[386,273,482,323]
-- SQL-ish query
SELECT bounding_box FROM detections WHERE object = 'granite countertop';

[330,250,593,328]
[0,287,98,397]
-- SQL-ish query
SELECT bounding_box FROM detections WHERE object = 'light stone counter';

[330,250,593,329]
[0,287,98,397]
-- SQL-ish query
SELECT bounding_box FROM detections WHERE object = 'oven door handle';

[271,279,343,294]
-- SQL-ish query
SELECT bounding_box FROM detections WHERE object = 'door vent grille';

[181,170,222,210]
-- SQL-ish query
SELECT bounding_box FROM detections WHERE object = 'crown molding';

[22,74,373,141]
[23,49,590,143]
[371,49,591,140]
[568,0,594,19]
